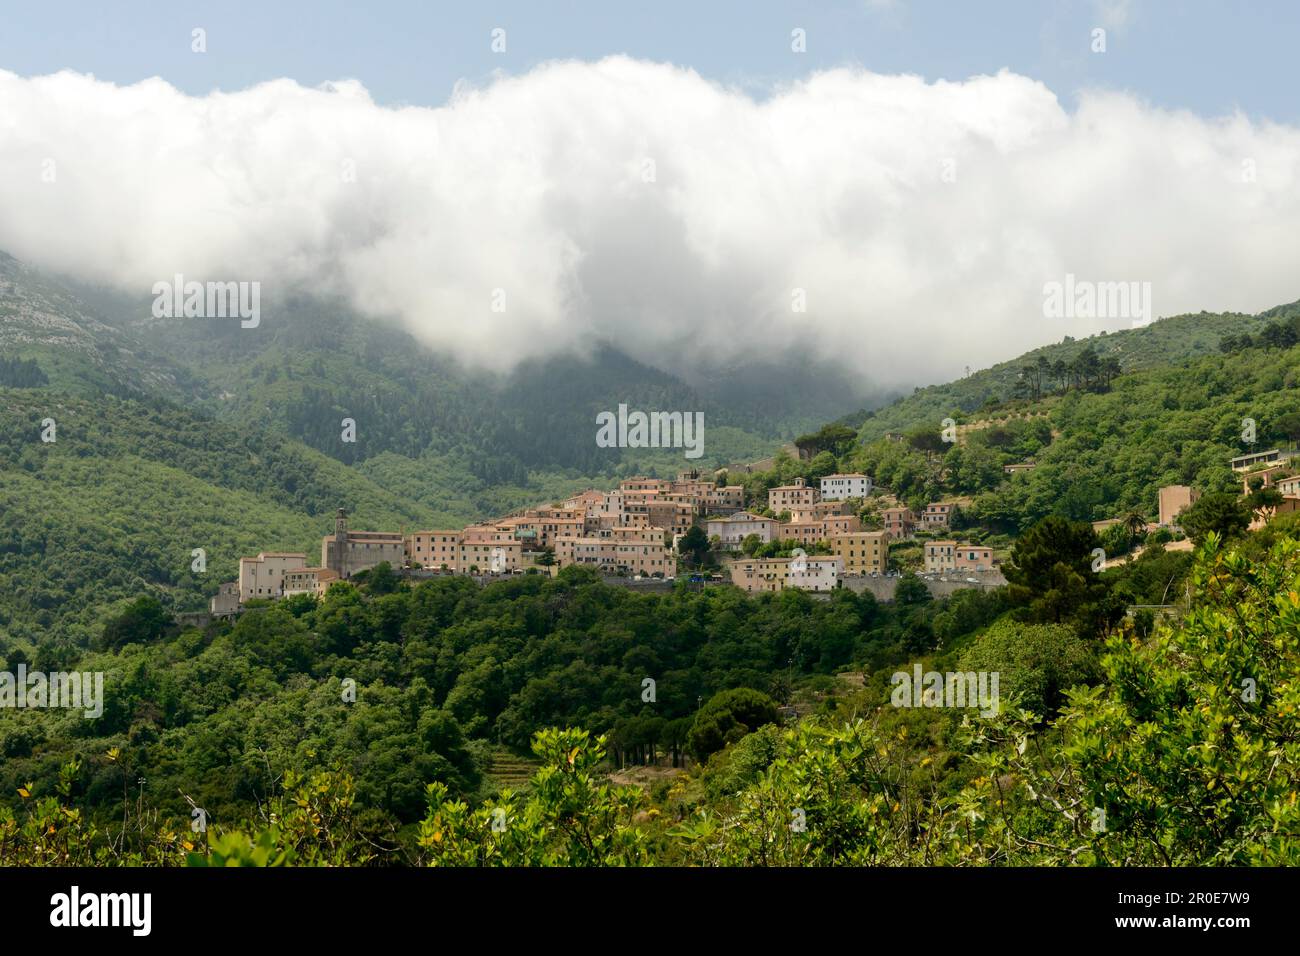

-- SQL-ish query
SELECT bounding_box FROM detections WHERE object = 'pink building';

[768,477,820,513]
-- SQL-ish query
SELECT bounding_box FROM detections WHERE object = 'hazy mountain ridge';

[28,261,843,477]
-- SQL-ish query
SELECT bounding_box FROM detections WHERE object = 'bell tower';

[332,508,349,576]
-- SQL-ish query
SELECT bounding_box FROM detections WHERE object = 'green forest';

[1,518,1295,866]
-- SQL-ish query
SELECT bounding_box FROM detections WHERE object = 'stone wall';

[839,570,1006,602]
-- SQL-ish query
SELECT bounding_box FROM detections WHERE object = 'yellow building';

[924,540,957,573]
[830,531,888,575]
[728,557,790,593]
[1157,485,1200,527]
[283,567,340,598]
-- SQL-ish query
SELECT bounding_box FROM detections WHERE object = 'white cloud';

[1,58,1298,389]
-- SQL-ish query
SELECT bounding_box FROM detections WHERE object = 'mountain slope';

[0,388,583,645]
[847,308,1287,441]
[0,251,204,400]
[69,279,845,477]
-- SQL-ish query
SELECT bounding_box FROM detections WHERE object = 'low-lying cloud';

[2,57,1299,388]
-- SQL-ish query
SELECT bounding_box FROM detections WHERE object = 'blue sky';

[1,0,1296,121]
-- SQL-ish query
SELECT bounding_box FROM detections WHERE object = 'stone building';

[322,509,405,578]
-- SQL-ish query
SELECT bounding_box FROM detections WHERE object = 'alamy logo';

[596,404,704,459]
[0,664,103,718]
[890,664,999,716]
[151,274,261,328]
[1042,273,1152,327]
[50,886,151,936]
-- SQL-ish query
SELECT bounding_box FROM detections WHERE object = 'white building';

[820,473,872,501]
[706,512,781,548]
[788,555,843,592]
[238,552,308,602]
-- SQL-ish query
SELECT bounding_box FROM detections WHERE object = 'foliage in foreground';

[3,534,1296,866]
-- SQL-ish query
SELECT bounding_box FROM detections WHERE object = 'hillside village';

[214,468,991,614]
[213,443,1257,616]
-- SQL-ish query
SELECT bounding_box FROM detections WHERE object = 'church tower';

[331,508,349,576]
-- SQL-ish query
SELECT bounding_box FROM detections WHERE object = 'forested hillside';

[0,252,204,401]
[0,389,442,643]
[727,309,1300,543]
[846,306,1287,441]
[1,525,1293,866]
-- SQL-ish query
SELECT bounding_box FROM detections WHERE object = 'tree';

[794,423,858,459]
[944,443,1004,494]
[806,450,838,481]
[1245,485,1283,513]
[1100,521,1134,558]
[678,525,710,567]
[1002,516,1120,635]
[364,561,400,594]
[964,534,1300,864]
[1275,412,1300,443]
[1069,345,1102,390]
[906,426,948,454]
[98,596,172,651]
[1122,509,1148,540]
[1177,491,1250,545]
[894,571,930,607]
[858,501,882,530]
[688,688,780,761]
[1050,358,1068,392]
[0,356,49,388]
[1099,355,1122,389]
[957,619,1098,717]
[415,728,648,866]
